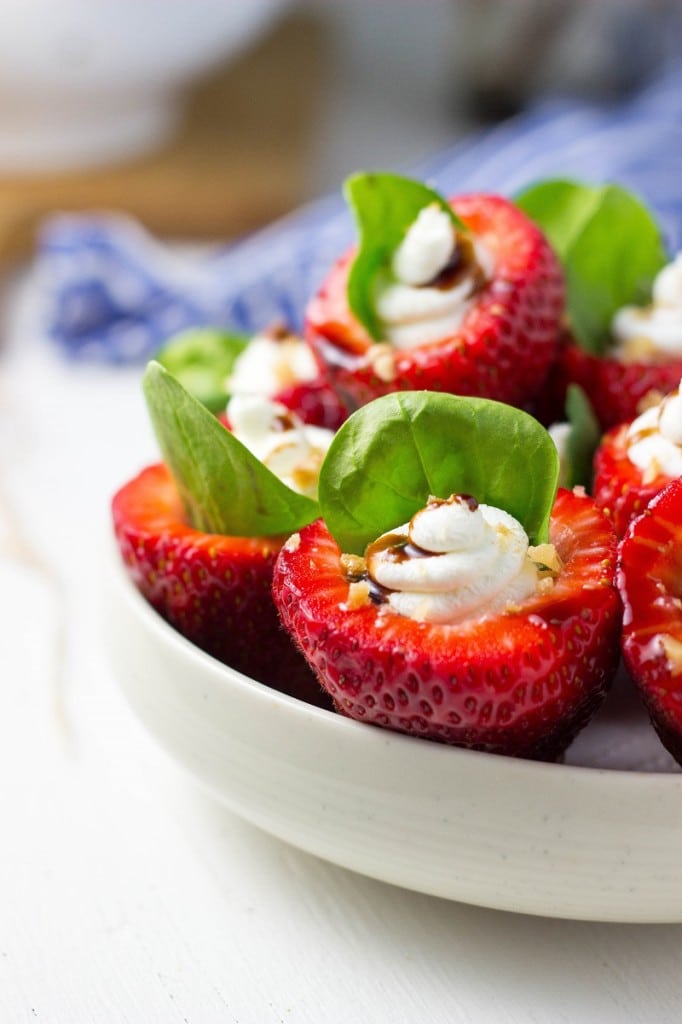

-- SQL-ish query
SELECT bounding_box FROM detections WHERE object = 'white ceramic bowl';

[104,546,682,923]
[0,0,288,171]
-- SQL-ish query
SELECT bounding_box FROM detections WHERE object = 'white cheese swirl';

[366,495,539,624]
[374,203,493,350]
[227,395,333,498]
[612,253,682,359]
[626,380,682,478]
[227,330,318,397]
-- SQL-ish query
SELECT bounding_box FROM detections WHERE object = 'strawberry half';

[305,193,564,411]
[593,422,673,538]
[112,463,330,706]
[551,340,682,431]
[618,478,682,765]
[514,180,673,432]
[273,488,620,760]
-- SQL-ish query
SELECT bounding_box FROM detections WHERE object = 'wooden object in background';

[0,11,326,267]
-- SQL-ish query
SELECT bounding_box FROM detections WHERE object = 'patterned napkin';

[35,63,682,364]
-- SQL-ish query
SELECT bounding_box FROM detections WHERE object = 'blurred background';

[0,0,680,267]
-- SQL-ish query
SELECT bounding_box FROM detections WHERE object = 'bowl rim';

[110,542,682,789]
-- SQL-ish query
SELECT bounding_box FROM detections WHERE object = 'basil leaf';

[155,328,249,413]
[318,391,559,554]
[515,180,667,356]
[562,384,601,492]
[143,362,319,537]
[345,172,466,340]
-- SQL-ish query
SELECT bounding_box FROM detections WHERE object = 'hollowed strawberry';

[273,488,620,760]
[113,463,329,705]
[306,190,564,411]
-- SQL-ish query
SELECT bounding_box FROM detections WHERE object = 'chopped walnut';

[660,633,682,671]
[289,449,325,497]
[618,334,659,364]
[642,457,664,485]
[340,553,367,580]
[342,579,371,611]
[366,343,396,383]
[637,389,665,414]
[527,543,563,577]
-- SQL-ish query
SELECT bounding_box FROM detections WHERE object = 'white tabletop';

[2,278,681,1024]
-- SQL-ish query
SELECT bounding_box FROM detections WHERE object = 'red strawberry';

[305,194,564,411]
[273,488,620,760]
[618,478,682,765]
[593,422,673,538]
[112,462,331,707]
[274,375,349,431]
[550,338,682,432]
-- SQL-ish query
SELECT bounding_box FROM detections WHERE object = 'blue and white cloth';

[36,63,682,363]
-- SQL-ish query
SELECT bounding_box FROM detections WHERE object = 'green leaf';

[143,362,319,537]
[562,384,601,492]
[155,328,249,413]
[345,172,466,340]
[318,391,559,554]
[515,179,667,355]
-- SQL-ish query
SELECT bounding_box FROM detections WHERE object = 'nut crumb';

[284,532,301,552]
[340,553,367,580]
[528,543,563,577]
[660,633,682,671]
[342,579,371,611]
[367,344,396,383]
[637,389,665,414]
[642,457,663,485]
[619,334,658,364]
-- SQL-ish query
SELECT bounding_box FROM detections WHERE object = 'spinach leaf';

[143,362,319,537]
[318,391,558,553]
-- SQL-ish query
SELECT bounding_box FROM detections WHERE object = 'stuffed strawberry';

[112,362,334,705]
[517,180,677,430]
[618,477,682,765]
[305,173,564,412]
[155,323,348,430]
[593,381,682,537]
[273,392,621,759]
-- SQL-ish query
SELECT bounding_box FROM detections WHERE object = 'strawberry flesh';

[305,194,564,411]
[273,488,621,760]
[112,463,331,706]
[618,478,682,765]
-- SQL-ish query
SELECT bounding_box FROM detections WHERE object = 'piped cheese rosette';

[227,395,334,499]
[364,495,539,624]
[594,379,682,536]
[374,204,492,350]
[613,254,682,362]
[626,381,682,480]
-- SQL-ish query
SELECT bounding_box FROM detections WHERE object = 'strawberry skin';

[618,478,682,765]
[305,194,564,411]
[553,340,682,431]
[273,375,349,430]
[112,463,330,706]
[593,423,672,538]
[273,489,621,760]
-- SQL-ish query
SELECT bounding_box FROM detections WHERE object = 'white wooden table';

[2,280,681,1024]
